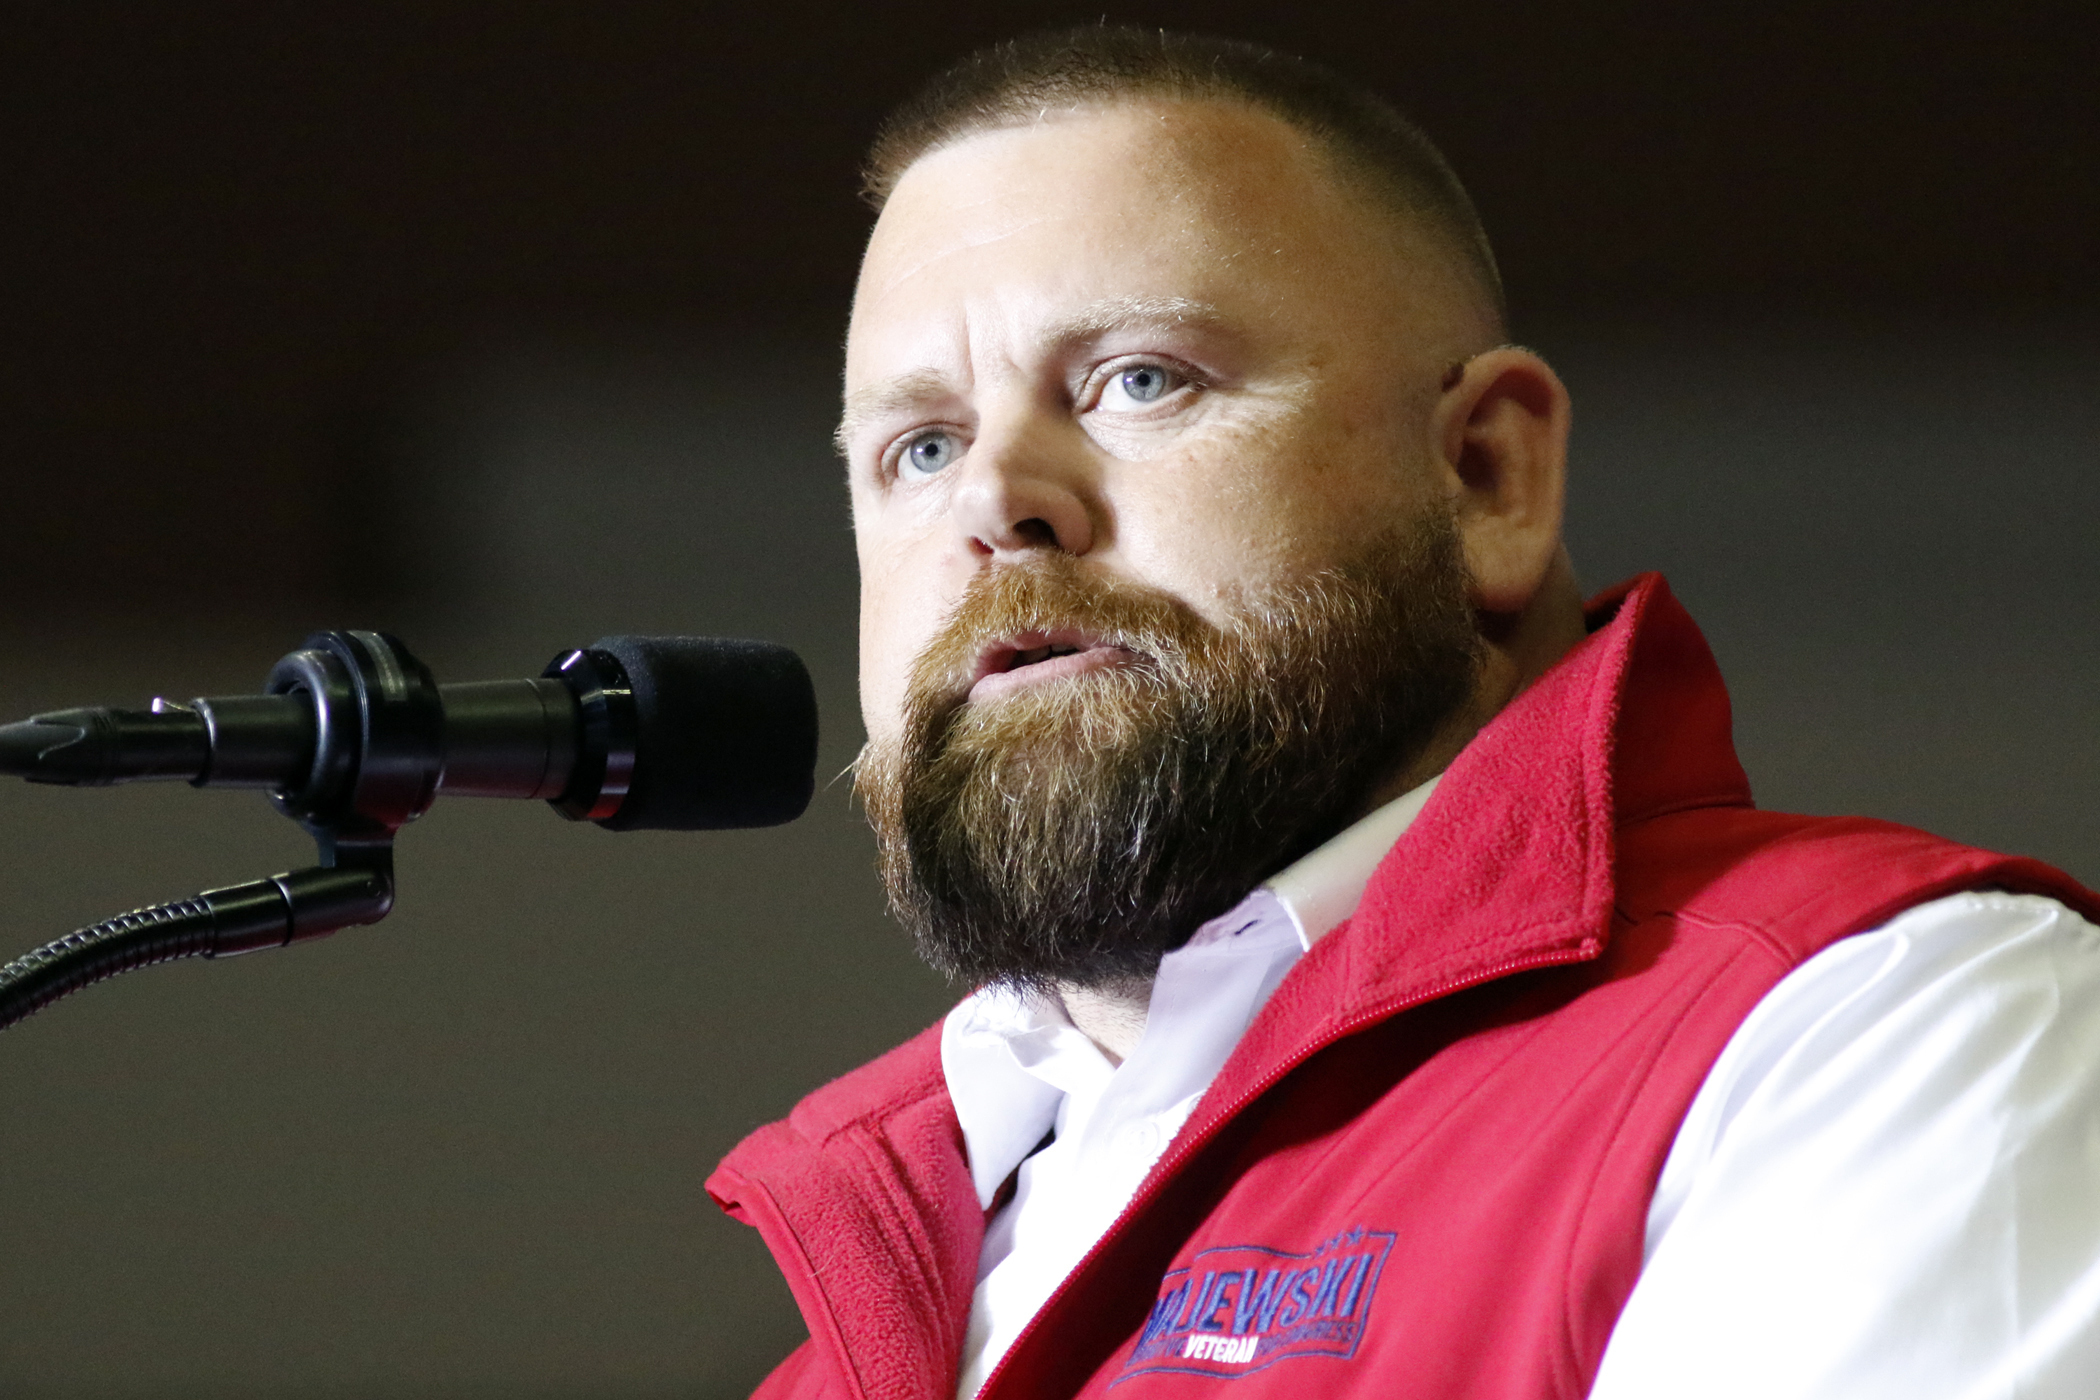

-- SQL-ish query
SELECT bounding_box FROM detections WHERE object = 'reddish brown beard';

[855,507,1481,993]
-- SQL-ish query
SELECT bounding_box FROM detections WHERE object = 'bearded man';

[707,27,2100,1400]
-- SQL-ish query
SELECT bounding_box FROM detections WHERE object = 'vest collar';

[1208,571,1753,1102]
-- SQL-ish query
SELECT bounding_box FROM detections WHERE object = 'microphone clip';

[264,630,445,867]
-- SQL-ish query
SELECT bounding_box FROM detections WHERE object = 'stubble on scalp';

[855,505,1482,994]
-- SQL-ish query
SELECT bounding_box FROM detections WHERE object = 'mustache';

[906,556,1216,714]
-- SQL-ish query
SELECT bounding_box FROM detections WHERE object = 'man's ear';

[1432,347,1571,614]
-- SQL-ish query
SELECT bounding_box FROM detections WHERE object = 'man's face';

[841,99,1492,988]
[841,98,1486,748]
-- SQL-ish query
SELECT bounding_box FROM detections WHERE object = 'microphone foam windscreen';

[589,636,818,831]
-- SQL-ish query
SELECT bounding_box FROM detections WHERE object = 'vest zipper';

[970,944,1592,1399]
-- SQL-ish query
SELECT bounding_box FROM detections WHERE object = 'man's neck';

[1054,981,1152,1065]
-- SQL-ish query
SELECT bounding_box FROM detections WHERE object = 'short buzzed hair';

[863,26,1506,327]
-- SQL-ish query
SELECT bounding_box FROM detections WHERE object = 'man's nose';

[948,420,1098,559]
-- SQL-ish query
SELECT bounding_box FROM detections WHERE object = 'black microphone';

[0,630,819,1031]
[0,633,817,832]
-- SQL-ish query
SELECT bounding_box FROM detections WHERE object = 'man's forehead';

[848,105,1394,346]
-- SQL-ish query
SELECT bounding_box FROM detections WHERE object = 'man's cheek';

[857,594,905,732]
[857,637,911,744]
[860,603,937,733]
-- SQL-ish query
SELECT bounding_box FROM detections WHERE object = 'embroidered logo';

[1115,1227,1394,1384]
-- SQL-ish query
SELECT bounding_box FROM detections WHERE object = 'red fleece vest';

[708,574,2099,1400]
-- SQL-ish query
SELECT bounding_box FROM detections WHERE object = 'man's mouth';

[967,629,1138,703]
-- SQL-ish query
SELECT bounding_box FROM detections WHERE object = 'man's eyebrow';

[835,369,952,457]
[1040,294,1236,344]
[833,297,1237,456]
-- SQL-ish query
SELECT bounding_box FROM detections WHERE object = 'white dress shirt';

[1589,890,2100,1399]
[943,787,2100,1398]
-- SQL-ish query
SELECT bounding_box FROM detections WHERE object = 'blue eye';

[1118,365,1171,402]
[1099,363,1186,410]
[900,430,960,478]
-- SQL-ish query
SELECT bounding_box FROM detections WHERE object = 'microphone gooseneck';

[0,629,818,1030]
[0,867,393,1031]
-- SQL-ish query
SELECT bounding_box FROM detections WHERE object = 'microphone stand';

[0,631,452,1031]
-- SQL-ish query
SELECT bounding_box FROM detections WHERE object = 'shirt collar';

[1263,774,1442,949]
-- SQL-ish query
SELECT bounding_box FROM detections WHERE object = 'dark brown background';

[2,3,2095,1396]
